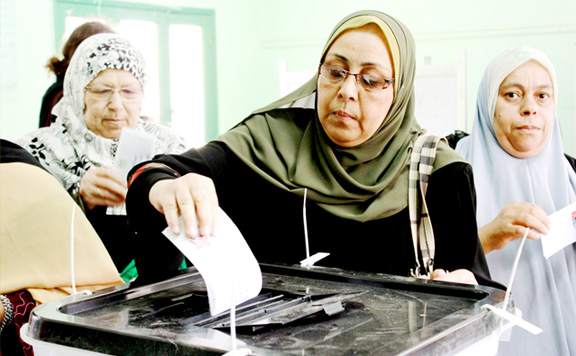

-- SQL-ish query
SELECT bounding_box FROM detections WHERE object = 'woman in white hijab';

[456,48,576,355]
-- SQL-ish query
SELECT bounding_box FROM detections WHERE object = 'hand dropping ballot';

[480,203,576,348]
[540,202,576,258]
[162,208,262,315]
[107,128,155,215]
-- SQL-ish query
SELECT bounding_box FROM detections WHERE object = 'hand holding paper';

[79,166,127,209]
[162,207,262,315]
[115,128,155,179]
[107,128,155,215]
[540,202,576,258]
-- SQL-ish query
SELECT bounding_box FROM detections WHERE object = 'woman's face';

[493,60,554,158]
[83,69,143,139]
[317,25,394,148]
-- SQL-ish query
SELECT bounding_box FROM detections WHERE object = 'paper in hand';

[540,202,576,258]
[162,208,262,315]
[107,128,155,215]
[115,127,155,180]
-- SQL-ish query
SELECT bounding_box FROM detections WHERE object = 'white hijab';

[457,47,576,355]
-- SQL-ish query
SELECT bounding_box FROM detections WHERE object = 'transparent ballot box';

[24,264,508,355]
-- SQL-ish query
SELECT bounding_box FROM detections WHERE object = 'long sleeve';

[127,143,500,288]
[426,161,497,287]
[126,143,221,222]
[126,143,230,283]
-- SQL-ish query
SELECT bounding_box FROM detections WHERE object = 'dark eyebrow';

[326,53,392,76]
[501,83,553,91]
[89,82,140,89]
[535,84,553,91]
[89,82,115,88]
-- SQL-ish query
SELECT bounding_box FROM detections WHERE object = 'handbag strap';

[408,133,444,278]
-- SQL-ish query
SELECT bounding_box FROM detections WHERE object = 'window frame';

[53,0,219,141]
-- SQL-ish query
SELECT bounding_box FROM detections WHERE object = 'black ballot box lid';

[26,264,507,355]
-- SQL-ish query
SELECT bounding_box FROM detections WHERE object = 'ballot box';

[24,264,508,355]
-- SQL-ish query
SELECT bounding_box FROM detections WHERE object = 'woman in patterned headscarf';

[126,10,493,286]
[18,33,186,273]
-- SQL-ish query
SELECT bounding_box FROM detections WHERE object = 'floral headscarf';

[55,33,145,125]
[17,34,185,199]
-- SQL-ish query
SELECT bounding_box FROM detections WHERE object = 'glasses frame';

[319,63,394,92]
[84,85,143,103]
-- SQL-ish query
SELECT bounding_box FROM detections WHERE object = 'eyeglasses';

[85,85,142,102]
[319,63,393,92]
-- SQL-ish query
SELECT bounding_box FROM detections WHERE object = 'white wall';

[1,0,575,153]
[0,0,54,140]
[226,0,576,152]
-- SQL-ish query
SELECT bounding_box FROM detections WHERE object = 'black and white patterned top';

[18,117,186,199]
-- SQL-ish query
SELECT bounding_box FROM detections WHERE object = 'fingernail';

[200,227,213,237]
[187,226,198,238]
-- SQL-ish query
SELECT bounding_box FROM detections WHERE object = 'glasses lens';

[86,86,141,101]
[120,88,141,100]
[321,64,348,83]
[359,71,391,91]
[320,64,392,91]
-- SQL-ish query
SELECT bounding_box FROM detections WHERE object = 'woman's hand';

[479,202,550,253]
[79,167,127,209]
[431,269,478,285]
[149,173,218,238]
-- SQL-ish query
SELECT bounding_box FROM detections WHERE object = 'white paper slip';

[162,208,262,315]
[106,203,127,216]
[115,127,155,178]
[300,252,330,268]
[541,202,576,258]
[107,128,155,216]
[482,304,542,335]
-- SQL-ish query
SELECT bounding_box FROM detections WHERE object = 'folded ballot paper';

[162,208,263,315]
[541,202,576,258]
[107,128,155,216]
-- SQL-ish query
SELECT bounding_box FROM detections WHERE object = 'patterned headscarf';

[54,33,145,127]
[17,33,185,199]
[45,33,146,169]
